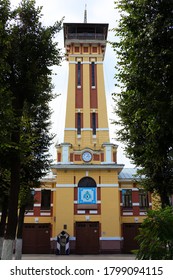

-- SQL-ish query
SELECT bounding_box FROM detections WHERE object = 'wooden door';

[75,222,100,254]
[22,223,50,254]
[122,223,141,253]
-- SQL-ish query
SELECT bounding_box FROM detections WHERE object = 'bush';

[136,206,173,259]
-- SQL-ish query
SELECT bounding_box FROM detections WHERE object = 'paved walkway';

[21,254,136,260]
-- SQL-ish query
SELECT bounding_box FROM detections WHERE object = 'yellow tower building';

[22,14,152,255]
[51,19,125,253]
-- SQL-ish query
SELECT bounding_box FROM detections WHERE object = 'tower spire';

[84,4,87,23]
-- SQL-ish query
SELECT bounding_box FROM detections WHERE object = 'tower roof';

[63,22,108,46]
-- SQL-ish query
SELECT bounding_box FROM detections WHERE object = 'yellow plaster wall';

[101,188,121,237]
[121,216,146,224]
[64,131,76,145]
[64,61,76,143]
[24,216,52,224]
[55,188,74,236]
[97,64,109,130]
[57,170,75,184]
[97,131,110,145]
[74,215,101,222]
[101,170,118,184]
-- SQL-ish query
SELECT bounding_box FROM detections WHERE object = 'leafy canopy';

[135,207,173,260]
[112,0,173,207]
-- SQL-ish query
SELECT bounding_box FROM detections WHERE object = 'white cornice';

[51,163,124,171]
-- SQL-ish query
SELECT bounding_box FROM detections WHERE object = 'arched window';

[78,177,96,188]
[78,177,97,204]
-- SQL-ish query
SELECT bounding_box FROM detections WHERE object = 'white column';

[102,143,116,164]
[61,143,71,163]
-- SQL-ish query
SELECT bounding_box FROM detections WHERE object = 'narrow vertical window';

[139,190,149,209]
[77,62,81,86]
[122,189,132,209]
[25,189,35,211]
[91,62,95,87]
[92,112,96,135]
[41,190,51,210]
[77,112,81,135]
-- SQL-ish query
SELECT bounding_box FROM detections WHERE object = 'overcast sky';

[10,0,134,167]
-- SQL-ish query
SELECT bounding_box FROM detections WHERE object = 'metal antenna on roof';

[84,4,87,23]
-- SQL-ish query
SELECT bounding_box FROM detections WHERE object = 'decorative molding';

[140,212,147,216]
[56,184,77,188]
[25,212,34,216]
[89,210,98,214]
[40,212,51,216]
[133,203,140,206]
[52,164,124,170]
[96,128,109,131]
[69,61,77,64]
[81,128,92,131]
[34,203,41,207]
[77,210,86,214]
[64,128,77,131]
[119,188,140,191]
[97,184,119,188]
[122,212,133,215]
[100,237,123,241]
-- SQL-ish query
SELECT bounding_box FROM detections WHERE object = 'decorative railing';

[67,33,105,40]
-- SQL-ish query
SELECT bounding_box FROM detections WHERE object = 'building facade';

[22,19,152,254]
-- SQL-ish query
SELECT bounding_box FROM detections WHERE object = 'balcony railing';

[67,33,105,40]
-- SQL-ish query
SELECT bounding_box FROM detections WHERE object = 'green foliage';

[136,207,173,259]
[0,0,14,162]
[0,0,62,185]
[112,0,173,207]
[0,0,63,242]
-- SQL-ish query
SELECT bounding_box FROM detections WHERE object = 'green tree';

[0,0,12,259]
[1,0,62,259]
[14,97,55,260]
[0,0,13,168]
[135,207,173,259]
[112,0,173,207]
[0,169,10,259]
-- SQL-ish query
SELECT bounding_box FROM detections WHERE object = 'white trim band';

[97,184,119,188]
[122,212,133,215]
[77,210,86,214]
[56,184,77,188]
[89,210,98,214]
[96,128,109,131]
[40,212,51,216]
[100,237,123,241]
[133,203,140,206]
[25,212,34,216]
[34,203,41,207]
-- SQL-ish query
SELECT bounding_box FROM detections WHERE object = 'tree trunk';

[15,205,25,260]
[1,132,21,259]
[0,237,4,260]
[15,239,23,260]
[1,239,14,260]
[0,195,8,259]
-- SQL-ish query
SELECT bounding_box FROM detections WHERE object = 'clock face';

[82,151,92,162]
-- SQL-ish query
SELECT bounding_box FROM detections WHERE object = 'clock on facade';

[82,151,92,162]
